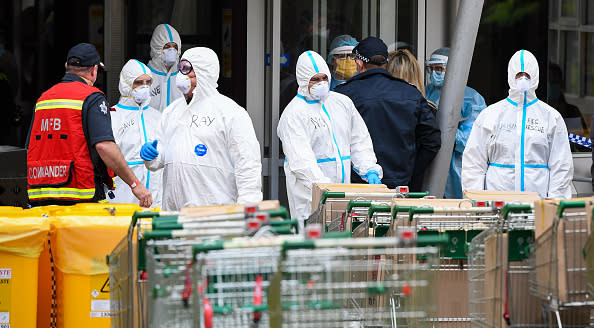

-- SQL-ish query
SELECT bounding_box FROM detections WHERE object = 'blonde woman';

[387,49,425,96]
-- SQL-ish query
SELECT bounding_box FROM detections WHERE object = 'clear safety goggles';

[334,53,356,60]
[427,64,446,74]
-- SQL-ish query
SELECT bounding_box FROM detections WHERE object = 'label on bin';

[91,300,110,312]
[0,268,10,325]
[89,275,110,318]
[0,312,8,324]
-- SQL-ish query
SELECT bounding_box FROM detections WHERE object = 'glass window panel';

[279,0,416,114]
[561,0,577,18]
[563,31,579,95]
[588,0,594,24]
[549,30,559,65]
[585,33,594,96]
[550,0,559,23]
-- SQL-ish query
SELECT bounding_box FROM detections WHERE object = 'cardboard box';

[463,190,541,202]
[483,233,507,328]
[179,200,280,217]
[311,183,389,212]
[534,199,593,304]
[437,259,470,327]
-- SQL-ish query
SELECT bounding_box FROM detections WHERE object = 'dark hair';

[65,64,94,75]
[363,55,387,69]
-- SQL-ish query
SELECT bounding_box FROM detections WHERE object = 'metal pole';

[422,0,484,197]
[269,0,281,200]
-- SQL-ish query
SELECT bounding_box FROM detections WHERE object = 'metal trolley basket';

[529,200,594,327]
[467,203,538,328]
[270,232,443,328]
[308,187,429,230]
[108,206,293,328]
[190,230,445,328]
[393,200,506,327]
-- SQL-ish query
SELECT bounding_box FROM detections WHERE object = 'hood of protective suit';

[296,51,332,99]
[149,24,182,71]
[182,47,220,102]
[507,49,539,103]
[118,59,153,107]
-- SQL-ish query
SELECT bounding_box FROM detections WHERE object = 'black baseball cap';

[66,43,104,69]
[352,36,388,65]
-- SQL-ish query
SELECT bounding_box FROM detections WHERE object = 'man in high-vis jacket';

[26,43,152,207]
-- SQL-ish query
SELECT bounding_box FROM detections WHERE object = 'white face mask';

[161,48,178,67]
[132,85,151,104]
[176,73,192,95]
[309,81,330,100]
[515,76,531,92]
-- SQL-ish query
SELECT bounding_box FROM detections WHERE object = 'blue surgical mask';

[430,70,445,87]
[330,76,346,91]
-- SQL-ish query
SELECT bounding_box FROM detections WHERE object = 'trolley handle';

[130,210,161,234]
[266,207,290,220]
[408,191,430,198]
[390,205,414,221]
[557,200,586,217]
[368,204,391,219]
[501,203,533,221]
[346,200,372,214]
[408,207,434,223]
[417,233,449,247]
[320,191,345,204]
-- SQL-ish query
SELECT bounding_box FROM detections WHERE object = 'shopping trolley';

[327,201,393,238]
[108,206,293,328]
[396,201,505,327]
[108,210,155,328]
[467,203,539,328]
[308,187,429,229]
[529,200,594,327]
[191,234,307,328]
[269,231,445,327]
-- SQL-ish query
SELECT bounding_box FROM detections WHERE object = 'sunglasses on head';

[178,59,193,75]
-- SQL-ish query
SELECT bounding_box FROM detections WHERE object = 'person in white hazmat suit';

[278,50,383,220]
[110,60,163,207]
[147,24,183,112]
[462,49,573,198]
[140,47,263,211]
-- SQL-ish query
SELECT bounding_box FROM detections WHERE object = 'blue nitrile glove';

[140,140,159,161]
[367,170,381,184]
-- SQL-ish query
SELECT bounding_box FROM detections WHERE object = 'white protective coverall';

[110,59,163,207]
[145,47,263,210]
[278,50,383,220]
[462,50,573,198]
[147,24,183,112]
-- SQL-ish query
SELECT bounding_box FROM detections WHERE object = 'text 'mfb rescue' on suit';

[278,50,382,220]
[147,24,183,112]
[462,49,573,199]
[110,59,163,208]
[145,47,263,211]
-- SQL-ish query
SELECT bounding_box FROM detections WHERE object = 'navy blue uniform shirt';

[26,73,115,204]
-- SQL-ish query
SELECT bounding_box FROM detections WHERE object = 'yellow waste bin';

[0,208,49,328]
[51,204,139,328]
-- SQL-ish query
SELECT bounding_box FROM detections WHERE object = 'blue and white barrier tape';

[568,133,592,149]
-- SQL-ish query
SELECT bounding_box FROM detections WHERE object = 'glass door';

[263,0,419,203]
